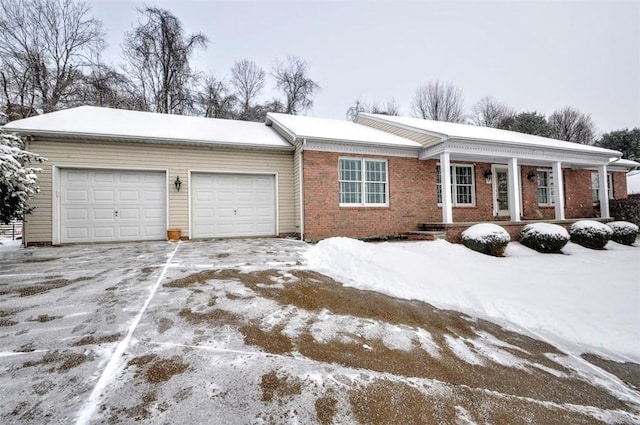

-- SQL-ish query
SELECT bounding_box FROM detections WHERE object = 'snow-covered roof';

[266,113,422,148]
[609,158,640,170]
[360,113,622,158]
[3,106,293,150]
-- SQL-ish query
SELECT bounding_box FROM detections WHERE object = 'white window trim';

[339,157,389,207]
[591,171,613,205]
[537,169,554,206]
[437,163,476,207]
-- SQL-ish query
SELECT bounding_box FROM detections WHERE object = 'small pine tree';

[0,132,45,224]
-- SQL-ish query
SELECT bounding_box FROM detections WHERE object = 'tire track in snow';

[75,241,181,425]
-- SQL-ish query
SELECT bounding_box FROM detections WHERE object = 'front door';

[493,166,509,216]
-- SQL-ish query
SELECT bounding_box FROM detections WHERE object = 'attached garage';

[4,106,297,246]
[191,173,276,238]
[59,169,166,243]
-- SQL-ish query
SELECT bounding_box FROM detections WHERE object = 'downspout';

[299,138,306,241]
[23,136,30,248]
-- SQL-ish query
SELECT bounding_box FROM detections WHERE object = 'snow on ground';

[0,238,21,251]
[306,237,640,363]
[2,238,640,424]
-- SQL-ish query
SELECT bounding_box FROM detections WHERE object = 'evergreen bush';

[607,221,639,246]
[518,223,569,253]
[461,223,510,257]
[569,220,612,250]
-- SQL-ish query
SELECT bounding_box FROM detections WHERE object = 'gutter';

[6,129,295,152]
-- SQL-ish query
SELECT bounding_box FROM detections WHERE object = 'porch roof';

[359,113,622,166]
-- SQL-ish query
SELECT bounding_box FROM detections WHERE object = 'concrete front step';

[405,231,447,241]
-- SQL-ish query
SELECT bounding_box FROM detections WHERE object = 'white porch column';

[598,165,610,218]
[552,161,565,220]
[440,152,453,224]
[507,157,521,221]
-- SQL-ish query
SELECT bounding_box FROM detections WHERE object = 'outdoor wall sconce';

[174,176,182,191]
[484,170,493,179]
[527,171,537,182]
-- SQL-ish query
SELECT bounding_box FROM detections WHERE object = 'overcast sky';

[88,0,639,134]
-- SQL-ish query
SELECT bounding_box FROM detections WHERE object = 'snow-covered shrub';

[518,223,569,253]
[1,132,45,224]
[461,223,510,257]
[607,221,639,246]
[569,220,612,250]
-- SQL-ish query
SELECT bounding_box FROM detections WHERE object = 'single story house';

[3,106,636,246]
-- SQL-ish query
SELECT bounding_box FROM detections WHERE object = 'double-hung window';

[537,169,554,205]
[436,164,475,206]
[591,172,613,204]
[339,158,388,206]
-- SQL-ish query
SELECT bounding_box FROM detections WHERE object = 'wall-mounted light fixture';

[527,171,537,182]
[174,176,182,191]
[484,170,493,179]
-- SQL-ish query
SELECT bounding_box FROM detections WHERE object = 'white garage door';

[61,169,166,243]
[192,173,276,238]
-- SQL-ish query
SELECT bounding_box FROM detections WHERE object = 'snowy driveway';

[1,239,639,424]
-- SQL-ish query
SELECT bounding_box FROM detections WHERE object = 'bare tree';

[0,0,105,116]
[548,106,597,144]
[122,7,208,114]
[230,59,266,119]
[371,98,400,116]
[346,97,400,121]
[471,96,514,127]
[346,98,368,121]
[194,75,237,119]
[411,80,465,123]
[272,55,319,115]
[78,63,142,109]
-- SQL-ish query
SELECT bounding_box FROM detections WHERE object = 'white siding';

[355,115,441,147]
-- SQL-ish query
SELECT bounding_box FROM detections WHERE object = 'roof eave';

[449,136,621,160]
[300,135,421,150]
[6,128,295,151]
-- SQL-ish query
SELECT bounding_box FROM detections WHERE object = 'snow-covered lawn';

[306,237,640,363]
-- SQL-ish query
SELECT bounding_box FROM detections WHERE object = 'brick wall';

[302,150,630,240]
[302,151,439,240]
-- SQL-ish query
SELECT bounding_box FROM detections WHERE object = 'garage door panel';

[215,190,234,202]
[119,172,142,184]
[92,208,115,220]
[93,227,116,239]
[216,207,236,218]
[65,209,88,220]
[236,191,255,202]
[94,172,115,183]
[66,170,89,183]
[119,208,140,220]
[119,190,140,202]
[66,190,89,202]
[118,226,140,238]
[61,169,166,243]
[144,225,164,237]
[144,208,164,219]
[66,228,88,240]
[192,173,276,238]
[255,207,273,217]
[145,190,164,202]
